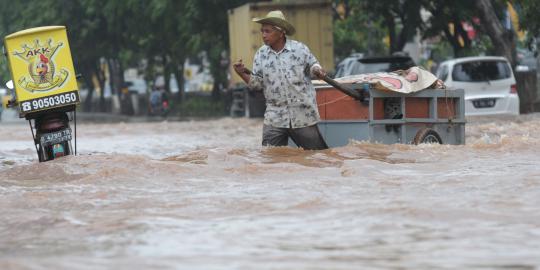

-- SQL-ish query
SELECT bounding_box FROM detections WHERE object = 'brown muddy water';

[0,115,539,270]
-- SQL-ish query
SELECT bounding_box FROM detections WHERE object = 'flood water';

[1,114,539,269]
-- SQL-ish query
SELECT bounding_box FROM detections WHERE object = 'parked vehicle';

[334,53,416,78]
[436,56,519,116]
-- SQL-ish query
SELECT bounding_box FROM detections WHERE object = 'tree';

[333,0,426,56]
[356,0,424,54]
[422,0,482,57]
[516,0,540,37]
[474,0,517,66]
[182,0,250,100]
[0,1,28,83]
[333,0,387,60]
[516,0,540,64]
[133,0,191,102]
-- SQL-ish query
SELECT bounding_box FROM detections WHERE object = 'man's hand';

[312,66,327,79]
[233,59,251,84]
[233,59,249,75]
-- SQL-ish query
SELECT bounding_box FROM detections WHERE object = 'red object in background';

[462,21,476,40]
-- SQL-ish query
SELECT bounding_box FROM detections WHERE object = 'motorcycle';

[5,81,77,162]
[3,26,80,162]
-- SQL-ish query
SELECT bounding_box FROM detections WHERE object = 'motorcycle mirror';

[6,80,13,90]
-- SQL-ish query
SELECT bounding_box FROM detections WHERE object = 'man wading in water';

[233,10,328,150]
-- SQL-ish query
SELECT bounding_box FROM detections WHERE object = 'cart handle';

[243,67,365,101]
[320,75,363,100]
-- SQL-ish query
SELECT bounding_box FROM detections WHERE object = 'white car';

[436,56,519,116]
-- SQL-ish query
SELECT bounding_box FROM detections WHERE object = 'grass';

[171,95,227,117]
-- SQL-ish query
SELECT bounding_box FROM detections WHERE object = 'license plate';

[472,98,496,108]
[40,128,72,146]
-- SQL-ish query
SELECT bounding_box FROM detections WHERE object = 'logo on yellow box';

[5,26,80,115]
[12,38,69,93]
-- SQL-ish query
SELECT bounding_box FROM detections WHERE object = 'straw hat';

[252,10,295,35]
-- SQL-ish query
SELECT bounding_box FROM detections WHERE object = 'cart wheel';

[413,128,443,145]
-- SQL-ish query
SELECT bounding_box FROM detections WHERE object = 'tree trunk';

[108,59,116,96]
[164,72,171,93]
[443,27,463,57]
[81,65,95,112]
[117,59,131,115]
[173,60,185,103]
[162,54,171,93]
[475,0,516,66]
[108,58,126,114]
[116,58,129,114]
[210,56,226,101]
[396,12,410,52]
[144,56,156,86]
[97,61,107,112]
[383,12,397,54]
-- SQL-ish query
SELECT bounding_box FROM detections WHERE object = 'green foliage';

[516,0,540,36]
[173,95,226,117]
[333,8,387,60]
[181,0,251,98]
[336,0,529,62]
[333,0,426,57]
[359,0,424,53]
[333,0,389,61]
[0,0,535,101]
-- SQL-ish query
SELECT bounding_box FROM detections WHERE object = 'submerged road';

[1,113,539,269]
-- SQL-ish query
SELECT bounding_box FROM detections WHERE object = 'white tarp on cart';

[321,66,444,94]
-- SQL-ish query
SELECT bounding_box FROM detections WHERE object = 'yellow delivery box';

[4,26,79,116]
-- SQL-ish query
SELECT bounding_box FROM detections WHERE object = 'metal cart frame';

[314,83,466,147]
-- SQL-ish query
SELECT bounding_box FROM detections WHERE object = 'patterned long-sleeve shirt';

[249,39,321,128]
